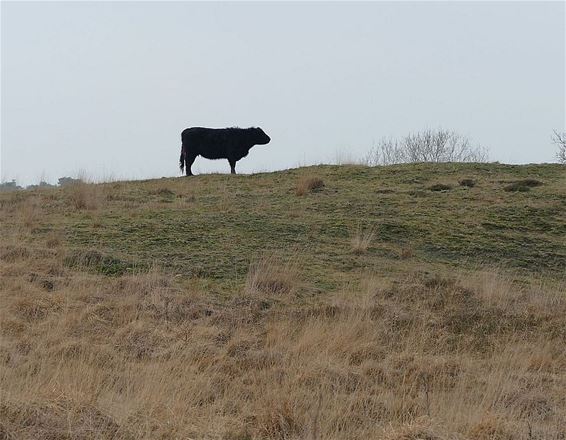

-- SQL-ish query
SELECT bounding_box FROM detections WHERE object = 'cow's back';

[182,127,244,159]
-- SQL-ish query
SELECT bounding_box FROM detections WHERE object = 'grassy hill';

[1,163,565,439]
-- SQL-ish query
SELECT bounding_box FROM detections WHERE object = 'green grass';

[5,163,565,292]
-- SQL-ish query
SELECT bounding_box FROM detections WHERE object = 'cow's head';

[252,127,271,145]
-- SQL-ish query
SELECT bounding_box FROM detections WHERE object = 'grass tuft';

[429,183,452,192]
[351,225,375,254]
[296,176,325,196]
[245,254,300,295]
[459,178,476,188]
[504,179,543,192]
[66,181,102,210]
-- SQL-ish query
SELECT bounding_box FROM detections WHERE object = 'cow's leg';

[228,159,236,175]
[185,152,197,176]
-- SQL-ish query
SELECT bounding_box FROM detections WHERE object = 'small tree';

[366,129,488,166]
[552,130,566,164]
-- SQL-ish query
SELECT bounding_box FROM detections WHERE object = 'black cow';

[179,127,271,176]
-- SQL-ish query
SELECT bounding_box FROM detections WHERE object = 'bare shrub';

[296,176,325,196]
[351,225,375,254]
[552,130,566,164]
[366,129,488,165]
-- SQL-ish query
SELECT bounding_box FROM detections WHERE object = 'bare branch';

[552,129,566,164]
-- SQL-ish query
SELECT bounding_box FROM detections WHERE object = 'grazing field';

[1,163,565,439]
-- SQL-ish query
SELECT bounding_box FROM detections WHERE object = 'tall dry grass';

[66,181,103,210]
[1,233,565,440]
[350,225,375,254]
[1,191,565,439]
[296,176,325,196]
[245,253,302,296]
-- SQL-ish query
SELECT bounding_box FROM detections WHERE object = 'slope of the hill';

[1,163,565,439]
[10,163,566,285]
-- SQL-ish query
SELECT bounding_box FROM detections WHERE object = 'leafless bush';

[552,130,566,164]
[366,129,488,165]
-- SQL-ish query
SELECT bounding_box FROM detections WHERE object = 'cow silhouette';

[179,127,271,176]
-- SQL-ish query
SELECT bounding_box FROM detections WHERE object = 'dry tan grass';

[398,245,414,260]
[245,253,302,296]
[1,236,565,439]
[296,176,325,196]
[20,197,40,229]
[66,181,103,210]
[1,166,566,439]
[351,225,375,254]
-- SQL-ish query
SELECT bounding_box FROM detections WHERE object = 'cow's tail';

[179,144,185,173]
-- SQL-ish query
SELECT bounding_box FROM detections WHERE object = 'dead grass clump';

[245,254,300,296]
[116,268,171,296]
[51,341,117,369]
[255,397,304,440]
[27,272,55,291]
[296,176,325,196]
[429,183,452,192]
[351,225,375,254]
[114,322,166,360]
[0,246,31,263]
[152,187,175,198]
[398,245,414,259]
[1,319,26,337]
[20,197,40,229]
[0,400,126,440]
[66,181,102,210]
[459,178,476,188]
[64,249,137,276]
[13,296,59,322]
[383,419,444,440]
[141,291,210,323]
[45,232,63,248]
[468,416,513,440]
[64,249,104,266]
[503,179,543,192]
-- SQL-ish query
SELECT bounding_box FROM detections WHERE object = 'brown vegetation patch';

[65,181,102,210]
[13,296,60,322]
[429,183,452,192]
[295,176,325,196]
[503,179,543,192]
[151,187,175,198]
[0,246,31,263]
[459,178,476,188]
[351,225,375,254]
[245,254,300,296]
[0,269,565,438]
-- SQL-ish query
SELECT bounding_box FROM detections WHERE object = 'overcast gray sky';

[1,1,564,185]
